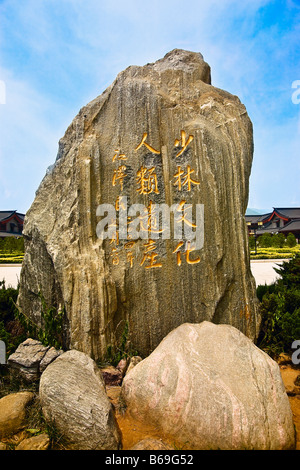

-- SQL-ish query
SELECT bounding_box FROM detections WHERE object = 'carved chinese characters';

[97,129,203,271]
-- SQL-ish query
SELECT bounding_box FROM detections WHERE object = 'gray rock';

[7,338,50,381]
[7,338,63,381]
[39,346,63,373]
[17,49,260,360]
[39,349,122,450]
[121,321,296,450]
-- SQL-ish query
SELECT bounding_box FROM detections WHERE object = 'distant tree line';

[0,237,24,253]
[249,232,297,250]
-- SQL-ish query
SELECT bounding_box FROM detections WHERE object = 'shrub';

[286,232,297,248]
[256,283,277,302]
[256,254,300,357]
[0,281,65,360]
[0,281,26,357]
[0,237,24,253]
[249,235,255,250]
[15,292,65,350]
[257,233,273,248]
[271,233,285,248]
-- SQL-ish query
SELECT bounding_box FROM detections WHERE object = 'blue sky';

[0,0,299,214]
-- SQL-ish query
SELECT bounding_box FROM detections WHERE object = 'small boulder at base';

[0,392,34,439]
[121,322,296,450]
[15,433,50,451]
[130,438,174,450]
[7,339,50,382]
[7,338,63,382]
[39,349,122,450]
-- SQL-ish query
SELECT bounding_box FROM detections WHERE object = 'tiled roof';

[0,211,25,222]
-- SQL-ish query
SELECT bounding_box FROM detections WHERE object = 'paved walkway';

[0,264,22,288]
[250,259,286,286]
[0,260,288,289]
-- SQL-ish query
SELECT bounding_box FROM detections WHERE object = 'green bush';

[256,254,300,357]
[249,235,255,250]
[0,281,26,357]
[0,237,24,253]
[271,233,285,248]
[0,280,65,360]
[286,232,297,248]
[257,233,273,248]
[256,283,277,302]
[15,292,65,350]
[0,237,24,264]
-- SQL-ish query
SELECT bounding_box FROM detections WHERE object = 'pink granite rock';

[122,321,296,450]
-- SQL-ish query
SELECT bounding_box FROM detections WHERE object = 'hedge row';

[0,251,24,264]
[250,246,300,260]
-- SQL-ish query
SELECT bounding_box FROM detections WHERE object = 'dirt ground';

[289,396,300,450]
[106,386,178,450]
[280,364,300,450]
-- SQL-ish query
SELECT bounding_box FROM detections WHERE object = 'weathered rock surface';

[0,392,34,439]
[15,433,50,451]
[116,358,128,377]
[39,349,122,450]
[130,438,174,450]
[39,346,64,373]
[101,365,123,386]
[7,338,63,381]
[121,322,296,450]
[17,48,259,359]
[126,356,142,376]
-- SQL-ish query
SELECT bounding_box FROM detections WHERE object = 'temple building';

[245,207,300,240]
[0,211,25,238]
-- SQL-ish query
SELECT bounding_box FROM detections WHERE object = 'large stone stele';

[17,48,259,360]
[39,350,122,450]
[121,322,296,450]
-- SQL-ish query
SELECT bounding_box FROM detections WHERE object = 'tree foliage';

[256,254,300,356]
[286,232,297,248]
[0,237,24,253]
